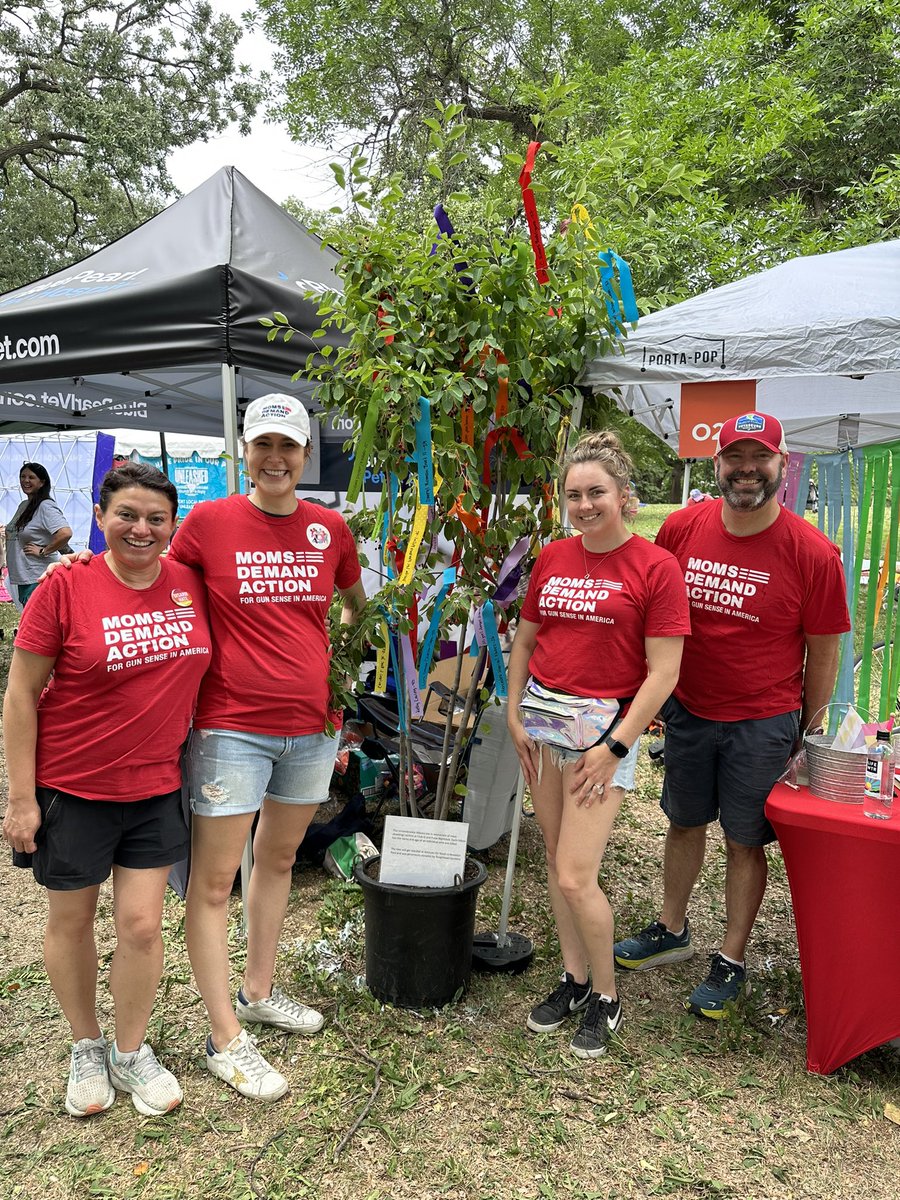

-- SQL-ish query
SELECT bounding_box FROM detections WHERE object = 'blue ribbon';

[481,600,507,698]
[598,250,639,329]
[415,396,435,506]
[418,567,457,688]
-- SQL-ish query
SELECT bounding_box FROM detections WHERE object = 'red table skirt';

[765,782,900,1074]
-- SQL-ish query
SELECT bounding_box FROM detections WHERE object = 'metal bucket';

[805,735,868,803]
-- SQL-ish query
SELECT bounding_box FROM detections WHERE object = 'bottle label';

[864,756,883,797]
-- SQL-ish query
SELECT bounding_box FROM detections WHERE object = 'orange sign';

[678,381,758,458]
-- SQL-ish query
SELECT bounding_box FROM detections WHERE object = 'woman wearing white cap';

[168,394,366,1101]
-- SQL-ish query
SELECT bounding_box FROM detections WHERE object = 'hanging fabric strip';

[597,250,639,328]
[856,447,889,717]
[815,451,854,708]
[347,397,379,503]
[471,601,506,692]
[401,632,423,719]
[880,444,900,719]
[415,397,435,506]
[418,567,457,689]
[518,142,549,285]
[387,629,408,733]
[460,404,475,447]
[397,486,430,587]
[381,472,399,579]
[373,619,390,694]
[492,536,532,609]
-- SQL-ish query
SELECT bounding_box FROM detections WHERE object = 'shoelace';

[579,995,617,1034]
[706,955,738,988]
[118,1044,166,1082]
[268,988,315,1019]
[230,1035,273,1082]
[72,1041,107,1081]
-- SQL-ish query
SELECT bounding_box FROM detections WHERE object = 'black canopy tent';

[0,167,345,488]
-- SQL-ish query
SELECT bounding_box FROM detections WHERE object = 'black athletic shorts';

[32,786,189,891]
[659,696,799,847]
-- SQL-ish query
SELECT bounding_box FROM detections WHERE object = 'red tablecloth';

[765,782,900,1074]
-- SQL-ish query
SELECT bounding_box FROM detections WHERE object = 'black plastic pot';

[353,855,488,1009]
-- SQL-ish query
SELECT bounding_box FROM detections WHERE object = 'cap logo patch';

[734,414,764,433]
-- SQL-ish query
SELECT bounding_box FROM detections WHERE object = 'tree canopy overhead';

[0,1,263,291]
[261,0,900,307]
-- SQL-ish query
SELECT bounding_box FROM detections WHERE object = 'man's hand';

[40,549,93,580]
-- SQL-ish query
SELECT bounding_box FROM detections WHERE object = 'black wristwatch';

[605,737,630,759]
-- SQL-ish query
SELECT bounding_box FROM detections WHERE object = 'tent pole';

[159,430,170,479]
[681,459,692,507]
[221,363,241,496]
[222,362,252,931]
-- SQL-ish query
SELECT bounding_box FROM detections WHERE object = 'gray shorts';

[659,696,799,846]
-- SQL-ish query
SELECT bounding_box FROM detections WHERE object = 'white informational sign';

[378,816,469,888]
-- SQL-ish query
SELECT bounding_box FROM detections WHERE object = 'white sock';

[719,951,744,968]
[666,924,685,938]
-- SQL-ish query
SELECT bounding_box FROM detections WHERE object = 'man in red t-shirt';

[614,412,850,1017]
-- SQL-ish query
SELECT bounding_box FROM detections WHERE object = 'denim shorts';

[187,728,338,817]
[541,733,640,790]
[659,695,799,847]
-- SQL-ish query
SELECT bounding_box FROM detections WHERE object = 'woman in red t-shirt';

[507,432,689,1060]
[2,463,212,1118]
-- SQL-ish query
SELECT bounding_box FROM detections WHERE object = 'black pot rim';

[352,854,487,896]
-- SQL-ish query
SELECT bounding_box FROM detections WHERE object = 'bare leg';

[109,865,172,1052]
[552,771,624,999]
[44,886,102,1041]
[185,811,256,1049]
[720,839,767,962]
[242,799,319,1001]
[659,823,708,932]
[530,755,589,984]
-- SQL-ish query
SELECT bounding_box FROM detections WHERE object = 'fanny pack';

[519,677,631,753]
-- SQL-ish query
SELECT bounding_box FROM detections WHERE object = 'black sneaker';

[526,973,592,1033]
[570,994,623,1059]
[686,953,749,1019]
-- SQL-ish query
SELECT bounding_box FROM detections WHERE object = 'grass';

[2,515,900,1199]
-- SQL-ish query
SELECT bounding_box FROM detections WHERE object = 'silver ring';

[593,783,604,793]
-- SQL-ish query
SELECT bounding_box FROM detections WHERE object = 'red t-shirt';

[169,494,362,735]
[656,499,851,721]
[15,556,211,801]
[520,534,691,697]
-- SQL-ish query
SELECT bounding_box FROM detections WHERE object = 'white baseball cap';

[242,394,311,446]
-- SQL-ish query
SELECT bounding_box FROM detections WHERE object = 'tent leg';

[681,459,692,507]
[221,363,240,495]
[472,770,534,973]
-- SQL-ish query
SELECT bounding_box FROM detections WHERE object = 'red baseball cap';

[715,412,787,455]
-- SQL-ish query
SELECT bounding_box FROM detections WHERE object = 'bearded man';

[613,413,850,1017]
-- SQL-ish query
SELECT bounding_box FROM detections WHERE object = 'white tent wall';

[0,432,103,551]
[582,238,900,453]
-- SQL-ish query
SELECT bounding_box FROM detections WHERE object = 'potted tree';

[271,112,621,1006]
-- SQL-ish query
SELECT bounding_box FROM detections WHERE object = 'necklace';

[581,534,630,581]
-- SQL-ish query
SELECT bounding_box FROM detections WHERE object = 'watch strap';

[605,737,630,759]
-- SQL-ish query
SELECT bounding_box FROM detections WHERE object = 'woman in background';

[3,463,72,608]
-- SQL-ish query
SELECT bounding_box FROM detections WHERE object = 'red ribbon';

[518,142,549,285]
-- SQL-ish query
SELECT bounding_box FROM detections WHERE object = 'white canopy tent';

[582,238,900,455]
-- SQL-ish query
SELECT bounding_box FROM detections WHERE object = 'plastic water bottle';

[863,729,894,820]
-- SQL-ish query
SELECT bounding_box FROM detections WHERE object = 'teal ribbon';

[415,396,435,506]
[598,250,639,328]
[418,568,457,688]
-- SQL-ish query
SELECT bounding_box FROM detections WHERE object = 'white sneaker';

[205,1030,289,1101]
[107,1043,183,1116]
[65,1036,115,1117]
[236,987,324,1035]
